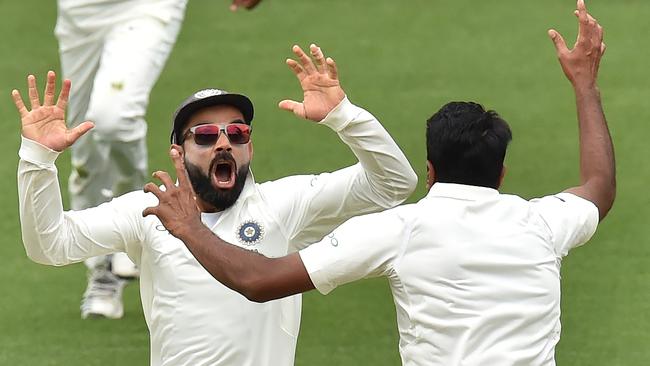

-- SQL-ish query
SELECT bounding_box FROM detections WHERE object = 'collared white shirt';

[18,98,417,366]
[300,182,599,366]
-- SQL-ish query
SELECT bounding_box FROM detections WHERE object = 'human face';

[181,105,253,212]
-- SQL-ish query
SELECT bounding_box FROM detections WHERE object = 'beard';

[184,153,249,212]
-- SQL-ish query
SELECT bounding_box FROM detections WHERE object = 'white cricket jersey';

[17,98,417,366]
[300,183,599,366]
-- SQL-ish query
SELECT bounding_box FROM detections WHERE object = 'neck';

[196,199,221,213]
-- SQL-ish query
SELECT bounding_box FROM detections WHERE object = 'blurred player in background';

[55,0,263,319]
[147,1,616,364]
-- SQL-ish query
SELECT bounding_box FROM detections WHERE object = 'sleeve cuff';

[318,96,364,132]
[19,136,61,166]
[299,248,335,295]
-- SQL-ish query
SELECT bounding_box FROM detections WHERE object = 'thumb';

[67,121,94,145]
[278,100,306,119]
[548,29,568,54]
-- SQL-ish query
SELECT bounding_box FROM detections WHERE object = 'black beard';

[184,154,249,212]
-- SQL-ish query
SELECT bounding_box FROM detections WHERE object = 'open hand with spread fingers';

[11,71,94,152]
[142,146,204,239]
[279,44,346,122]
[548,0,606,89]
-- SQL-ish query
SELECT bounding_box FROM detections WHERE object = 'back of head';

[426,102,512,189]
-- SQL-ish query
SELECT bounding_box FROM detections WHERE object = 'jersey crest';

[237,220,265,246]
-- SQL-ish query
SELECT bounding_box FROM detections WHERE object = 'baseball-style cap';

[171,88,254,144]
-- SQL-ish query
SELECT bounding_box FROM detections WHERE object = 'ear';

[497,164,507,189]
[426,160,436,190]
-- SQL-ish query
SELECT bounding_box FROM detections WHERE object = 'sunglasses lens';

[192,125,221,145]
[225,124,251,144]
[189,123,251,145]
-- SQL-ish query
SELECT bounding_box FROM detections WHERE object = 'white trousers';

[56,8,183,269]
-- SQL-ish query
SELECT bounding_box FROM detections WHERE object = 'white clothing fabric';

[55,0,187,270]
[300,182,599,366]
[18,99,417,366]
[56,0,186,209]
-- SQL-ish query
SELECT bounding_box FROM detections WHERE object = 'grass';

[1,0,649,364]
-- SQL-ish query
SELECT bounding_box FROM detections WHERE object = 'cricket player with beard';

[56,0,265,319]
[14,44,417,365]
[144,2,615,365]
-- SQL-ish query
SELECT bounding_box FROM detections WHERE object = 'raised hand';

[279,44,346,122]
[548,0,606,89]
[11,71,94,152]
[142,146,204,239]
[230,0,263,11]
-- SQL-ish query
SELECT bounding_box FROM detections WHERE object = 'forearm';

[18,137,76,265]
[18,137,133,265]
[325,98,417,207]
[176,223,313,302]
[569,84,616,218]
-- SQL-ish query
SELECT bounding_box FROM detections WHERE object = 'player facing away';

[144,2,615,365]
[13,44,417,365]
[55,0,264,319]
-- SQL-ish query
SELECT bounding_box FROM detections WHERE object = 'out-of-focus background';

[1,0,649,365]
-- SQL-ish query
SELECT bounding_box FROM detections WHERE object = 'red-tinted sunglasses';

[183,123,252,146]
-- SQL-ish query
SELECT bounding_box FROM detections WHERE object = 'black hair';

[426,102,512,189]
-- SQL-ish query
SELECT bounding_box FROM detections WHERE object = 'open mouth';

[212,158,236,190]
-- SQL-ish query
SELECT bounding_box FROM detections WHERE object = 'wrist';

[573,81,599,94]
[174,219,209,242]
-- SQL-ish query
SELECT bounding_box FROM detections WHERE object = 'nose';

[213,129,232,152]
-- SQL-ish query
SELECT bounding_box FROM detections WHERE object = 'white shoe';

[111,252,139,279]
[81,267,125,319]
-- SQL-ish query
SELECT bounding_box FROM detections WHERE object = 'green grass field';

[1,0,649,364]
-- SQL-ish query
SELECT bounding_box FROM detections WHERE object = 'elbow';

[239,279,274,303]
[589,176,616,220]
[24,247,66,266]
[384,166,418,207]
[599,180,617,220]
[404,168,419,198]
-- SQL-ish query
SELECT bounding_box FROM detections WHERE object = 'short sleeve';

[299,209,406,295]
[530,192,599,257]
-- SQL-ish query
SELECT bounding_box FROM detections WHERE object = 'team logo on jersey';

[194,89,225,99]
[237,220,265,246]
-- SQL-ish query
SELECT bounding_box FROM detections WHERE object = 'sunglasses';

[183,123,252,146]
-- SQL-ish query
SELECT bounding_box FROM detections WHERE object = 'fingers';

[576,0,588,25]
[11,89,28,118]
[292,45,317,74]
[548,29,568,55]
[600,42,607,55]
[56,79,71,111]
[43,71,56,106]
[143,182,163,196]
[66,121,95,146]
[326,57,339,80]
[169,146,191,188]
[278,100,306,119]
[153,170,175,192]
[142,206,157,218]
[27,75,41,109]
[310,44,328,74]
[142,183,163,217]
[230,0,243,11]
[286,59,306,82]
